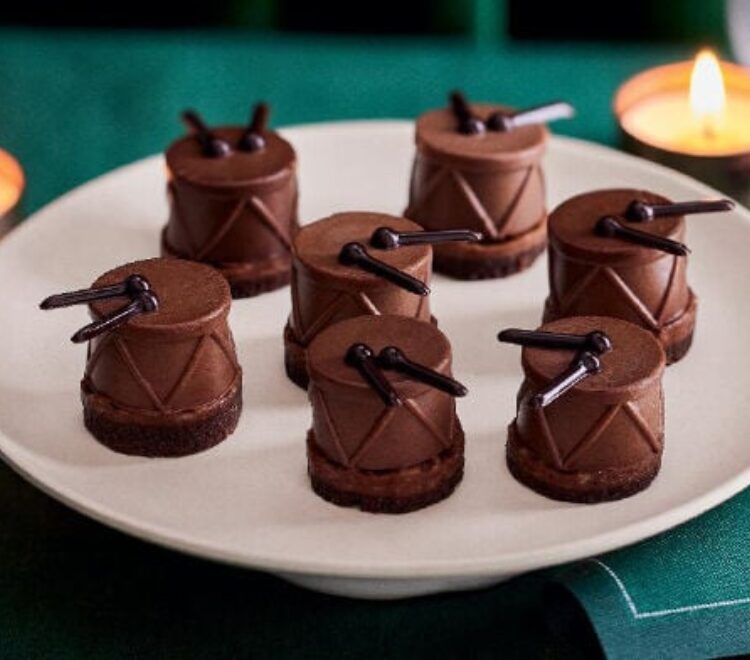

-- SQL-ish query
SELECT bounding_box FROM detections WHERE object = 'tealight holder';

[614,57,750,206]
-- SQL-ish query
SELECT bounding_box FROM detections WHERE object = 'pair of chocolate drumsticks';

[183,102,270,157]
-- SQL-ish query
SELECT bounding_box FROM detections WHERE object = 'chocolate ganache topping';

[506,316,665,502]
[544,188,699,364]
[84,258,240,414]
[42,257,243,457]
[307,315,459,471]
[289,213,432,342]
[407,100,548,247]
[162,105,298,299]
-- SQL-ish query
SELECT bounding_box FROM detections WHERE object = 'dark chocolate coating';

[289,212,432,349]
[163,126,297,268]
[83,258,241,416]
[406,104,547,243]
[545,189,694,341]
[510,316,665,492]
[307,315,460,471]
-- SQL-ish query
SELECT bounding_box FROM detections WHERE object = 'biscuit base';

[81,380,242,457]
[430,216,547,280]
[307,424,464,514]
[506,422,661,504]
[543,288,697,366]
[161,229,292,299]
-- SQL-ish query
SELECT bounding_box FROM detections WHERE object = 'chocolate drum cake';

[162,104,298,298]
[499,316,666,503]
[41,258,242,457]
[306,315,467,513]
[284,211,478,389]
[544,189,732,363]
[405,91,573,279]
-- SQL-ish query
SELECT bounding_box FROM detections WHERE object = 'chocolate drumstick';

[487,101,575,132]
[595,216,690,256]
[532,351,601,408]
[376,346,468,397]
[370,227,483,250]
[71,290,159,344]
[238,101,269,152]
[181,109,232,158]
[345,343,402,407]
[449,90,486,135]
[339,242,430,296]
[498,328,612,355]
[40,275,151,310]
[625,198,735,222]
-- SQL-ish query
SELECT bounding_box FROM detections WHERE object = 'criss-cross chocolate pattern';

[518,379,661,471]
[168,184,297,263]
[308,382,455,468]
[405,160,542,240]
[290,277,429,346]
[84,329,239,414]
[549,253,686,332]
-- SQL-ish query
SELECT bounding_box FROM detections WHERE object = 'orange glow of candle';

[0,149,23,217]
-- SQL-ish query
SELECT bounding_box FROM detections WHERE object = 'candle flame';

[689,50,726,137]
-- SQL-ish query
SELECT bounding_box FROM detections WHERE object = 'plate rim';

[1,119,748,580]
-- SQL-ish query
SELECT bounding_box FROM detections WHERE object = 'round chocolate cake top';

[308,315,451,393]
[90,258,231,334]
[166,126,295,187]
[294,212,431,285]
[549,189,685,262]
[523,316,665,396]
[416,104,547,167]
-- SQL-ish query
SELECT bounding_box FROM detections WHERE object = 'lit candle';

[615,51,750,204]
[0,148,25,237]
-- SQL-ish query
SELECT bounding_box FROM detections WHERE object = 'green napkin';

[549,487,750,659]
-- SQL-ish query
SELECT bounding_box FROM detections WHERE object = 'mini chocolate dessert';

[405,91,574,279]
[162,103,298,298]
[306,315,467,513]
[41,258,242,457]
[284,211,479,389]
[499,316,666,503]
[543,189,733,363]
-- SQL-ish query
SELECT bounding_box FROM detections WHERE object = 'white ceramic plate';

[1,121,749,600]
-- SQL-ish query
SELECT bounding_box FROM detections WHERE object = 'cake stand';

[1,121,749,599]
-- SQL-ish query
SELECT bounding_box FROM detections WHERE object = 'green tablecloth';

[1,29,692,214]
[1,28,748,659]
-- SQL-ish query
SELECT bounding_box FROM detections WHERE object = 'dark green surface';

[0,28,746,659]
[0,465,564,659]
[0,29,699,215]
[557,488,750,660]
